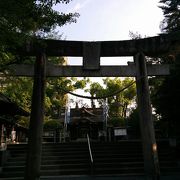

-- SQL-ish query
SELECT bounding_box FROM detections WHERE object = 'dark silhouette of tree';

[0,0,81,129]
[0,0,79,67]
[150,0,180,138]
[159,0,180,32]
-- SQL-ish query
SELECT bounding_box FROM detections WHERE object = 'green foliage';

[0,0,78,38]
[44,119,63,130]
[0,56,89,127]
[1,77,33,113]
[73,79,88,89]
[0,0,79,67]
[108,117,126,127]
[16,116,30,129]
[46,77,70,117]
[0,46,15,68]
[87,77,136,118]
[103,77,136,118]
[0,0,80,129]
[87,82,105,107]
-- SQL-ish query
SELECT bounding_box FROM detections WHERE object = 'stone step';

[1,140,179,178]
[3,163,90,172]
[42,158,89,164]
[0,171,24,178]
[94,161,143,167]
[40,168,90,176]
[93,157,143,162]
[93,153,143,158]
[7,154,89,161]
[5,158,90,166]
[94,166,145,175]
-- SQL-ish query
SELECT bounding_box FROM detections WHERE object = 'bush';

[108,117,126,127]
[43,120,63,130]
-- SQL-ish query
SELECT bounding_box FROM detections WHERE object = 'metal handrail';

[87,134,93,163]
[87,134,94,174]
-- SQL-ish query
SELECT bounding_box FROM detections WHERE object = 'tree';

[88,82,104,108]
[103,77,136,118]
[0,56,89,127]
[159,0,180,32]
[1,77,33,113]
[150,0,180,138]
[0,0,79,41]
[87,77,136,127]
[151,54,180,138]
[0,0,79,67]
[0,0,80,129]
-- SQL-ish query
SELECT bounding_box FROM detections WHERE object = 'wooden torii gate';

[8,31,180,180]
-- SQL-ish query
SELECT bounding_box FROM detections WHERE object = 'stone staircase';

[0,142,90,179]
[0,140,179,179]
[41,143,90,176]
[91,140,180,176]
[91,141,144,175]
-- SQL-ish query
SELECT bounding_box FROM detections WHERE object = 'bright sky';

[55,0,164,65]
[57,0,163,40]
[54,0,164,106]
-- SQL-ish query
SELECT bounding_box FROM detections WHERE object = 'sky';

[57,0,163,40]
[54,0,164,106]
[54,0,164,66]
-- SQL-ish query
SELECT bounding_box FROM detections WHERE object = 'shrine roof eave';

[69,117,103,124]
[0,93,30,116]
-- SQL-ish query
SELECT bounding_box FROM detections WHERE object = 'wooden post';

[25,51,46,180]
[83,42,101,70]
[134,53,160,179]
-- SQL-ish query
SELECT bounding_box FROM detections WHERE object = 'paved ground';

[3,175,180,180]
[40,175,180,180]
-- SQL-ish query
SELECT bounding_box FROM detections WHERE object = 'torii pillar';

[134,53,160,180]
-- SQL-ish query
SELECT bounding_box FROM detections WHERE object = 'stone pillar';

[25,51,46,180]
[134,53,160,179]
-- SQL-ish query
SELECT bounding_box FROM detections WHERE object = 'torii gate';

[7,31,180,180]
